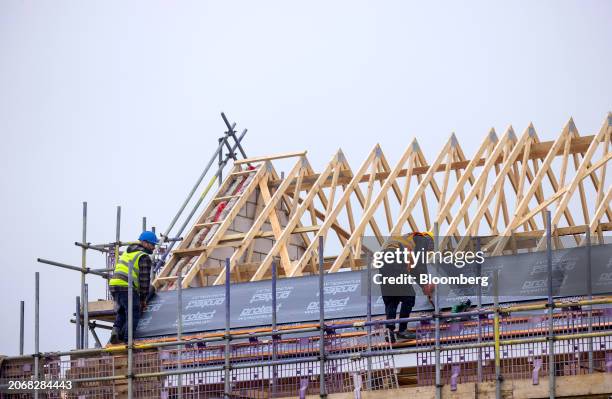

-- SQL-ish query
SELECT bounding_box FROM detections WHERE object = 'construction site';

[0,111,610,399]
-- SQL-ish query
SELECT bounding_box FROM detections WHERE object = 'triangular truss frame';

[153,113,611,290]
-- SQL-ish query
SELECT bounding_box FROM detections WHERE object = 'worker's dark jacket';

[109,244,152,304]
[379,234,433,297]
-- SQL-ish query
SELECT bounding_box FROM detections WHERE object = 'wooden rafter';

[246,152,343,282]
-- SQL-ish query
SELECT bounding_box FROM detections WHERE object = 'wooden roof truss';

[152,114,611,290]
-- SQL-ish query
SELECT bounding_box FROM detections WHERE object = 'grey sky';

[0,0,610,355]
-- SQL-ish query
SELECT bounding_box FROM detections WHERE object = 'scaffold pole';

[224,257,231,399]
[34,272,39,399]
[319,236,327,398]
[127,243,134,399]
[546,211,555,399]
[433,222,441,399]
[19,300,24,355]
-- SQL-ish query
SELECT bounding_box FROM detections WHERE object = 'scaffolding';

[2,261,611,397]
[1,114,611,398]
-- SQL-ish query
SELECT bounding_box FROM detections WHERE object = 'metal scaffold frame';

[33,113,249,352]
[3,222,612,398]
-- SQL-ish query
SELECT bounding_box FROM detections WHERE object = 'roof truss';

[152,114,611,290]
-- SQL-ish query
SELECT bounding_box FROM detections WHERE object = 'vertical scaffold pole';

[433,223,441,399]
[586,229,593,373]
[114,206,121,298]
[34,272,40,399]
[546,211,555,399]
[318,236,327,398]
[177,263,183,399]
[218,137,224,187]
[493,270,501,399]
[19,301,24,355]
[127,246,134,399]
[476,237,483,384]
[75,296,81,349]
[224,258,231,399]
[81,201,87,348]
[366,253,373,390]
[83,284,89,349]
[271,261,278,398]
[271,261,277,328]
[116,205,121,243]
[142,217,147,231]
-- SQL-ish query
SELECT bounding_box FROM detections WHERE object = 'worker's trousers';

[111,290,140,342]
[382,295,415,332]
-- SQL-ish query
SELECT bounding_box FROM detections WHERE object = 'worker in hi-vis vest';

[108,231,157,344]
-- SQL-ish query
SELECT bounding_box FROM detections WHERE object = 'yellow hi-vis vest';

[109,250,146,289]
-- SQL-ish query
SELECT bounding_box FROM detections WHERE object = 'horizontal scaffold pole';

[37,258,108,277]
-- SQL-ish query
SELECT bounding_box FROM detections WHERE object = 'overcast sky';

[1,0,610,355]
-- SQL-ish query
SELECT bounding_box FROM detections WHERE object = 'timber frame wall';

[153,114,611,291]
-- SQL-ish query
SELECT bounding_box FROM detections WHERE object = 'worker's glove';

[422,283,435,305]
[422,283,434,296]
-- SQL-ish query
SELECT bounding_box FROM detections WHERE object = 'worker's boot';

[109,328,121,345]
[385,330,396,344]
[396,330,416,340]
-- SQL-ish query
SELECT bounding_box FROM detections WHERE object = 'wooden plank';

[203,257,368,276]
[229,168,258,176]
[289,168,305,217]
[194,221,221,227]
[435,144,454,220]
[582,187,612,245]
[325,160,343,215]
[217,225,320,243]
[212,194,240,202]
[87,300,114,313]
[171,247,208,257]
[258,177,292,275]
[303,373,612,399]
[234,151,307,164]
[271,135,596,191]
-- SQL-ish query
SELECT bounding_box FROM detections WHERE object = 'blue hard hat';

[139,231,158,245]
